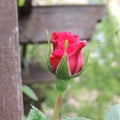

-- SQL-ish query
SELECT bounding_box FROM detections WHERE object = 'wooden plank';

[22,63,55,84]
[0,0,24,120]
[19,5,105,44]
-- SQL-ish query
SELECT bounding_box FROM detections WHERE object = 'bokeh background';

[21,0,120,120]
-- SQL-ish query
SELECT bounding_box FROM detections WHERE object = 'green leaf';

[56,52,71,80]
[104,104,120,120]
[62,117,90,120]
[27,105,49,120]
[22,85,38,101]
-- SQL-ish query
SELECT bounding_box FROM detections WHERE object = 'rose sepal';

[56,50,72,80]
[46,30,55,74]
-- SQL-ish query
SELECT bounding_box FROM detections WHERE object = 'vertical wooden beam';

[0,0,24,120]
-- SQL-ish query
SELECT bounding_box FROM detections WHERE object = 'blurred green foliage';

[22,1,120,120]
[18,0,25,7]
[22,85,38,101]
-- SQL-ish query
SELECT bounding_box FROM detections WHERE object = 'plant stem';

[53,92,63,120]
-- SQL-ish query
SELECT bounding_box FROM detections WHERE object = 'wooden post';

[0,0,24,120]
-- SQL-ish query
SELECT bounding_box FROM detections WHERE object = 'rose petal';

[52,32,59,50]
[52,48,64,57]
[52,32,80,50]
[67,40,87,56]
[50,55,61,72]
[68,40,87,75]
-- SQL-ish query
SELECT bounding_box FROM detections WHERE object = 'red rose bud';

[49,32,87,80]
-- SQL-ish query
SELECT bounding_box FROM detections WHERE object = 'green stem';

[53,92,63,120]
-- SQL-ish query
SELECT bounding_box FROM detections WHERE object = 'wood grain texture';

[19,5,105,43]
[0,0,24,120]
[22,63,55,84]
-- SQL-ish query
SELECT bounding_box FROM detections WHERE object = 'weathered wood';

[22,63,55,84]
[19,5,105,43]
[0,1,24,120]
